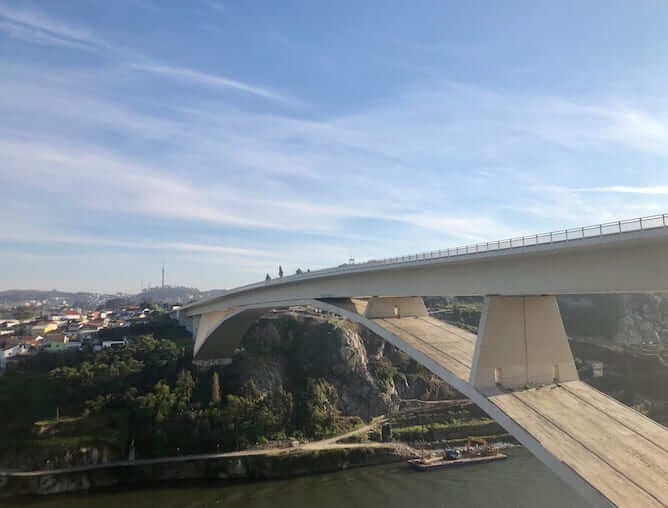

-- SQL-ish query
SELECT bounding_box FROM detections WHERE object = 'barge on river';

[408,436,507,471]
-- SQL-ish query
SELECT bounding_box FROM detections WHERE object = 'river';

[6,448,587,508]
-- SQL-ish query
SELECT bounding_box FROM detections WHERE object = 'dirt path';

[301,416,386,450]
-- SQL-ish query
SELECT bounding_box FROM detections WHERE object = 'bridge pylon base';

[470,295,578,391]
[364,296,428,319]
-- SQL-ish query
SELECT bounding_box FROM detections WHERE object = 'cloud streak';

[0,4,104,51]
[131,63,293,104]
[0,6,288,106]
[575,186,668,195]
[3,5,668,291]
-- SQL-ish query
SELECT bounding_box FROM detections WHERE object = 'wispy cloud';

[575,186,668,195]
[3,3,668,292]
[206,1,225,13]
[0,19,91,50]
[0,5,284,107]
[0,4,104,50]
[3,228,271,258]
[131,63,292,103]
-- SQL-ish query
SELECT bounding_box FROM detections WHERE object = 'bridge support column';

[193,310,234,355]
[470,296,578,391]
[364,296,428,318]
[194,308,267,360]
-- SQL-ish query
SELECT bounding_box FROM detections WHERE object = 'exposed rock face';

[329,324,392,419]
[237,316,452,421]
[335,325,371,377]
[612,295,668,345]
[559,294,668,346]
[361,330,386,360]
[247,360,285,394]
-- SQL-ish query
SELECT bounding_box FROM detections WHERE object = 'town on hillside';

[0,301,172,370]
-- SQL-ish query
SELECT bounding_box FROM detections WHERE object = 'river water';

[7,448,587,508]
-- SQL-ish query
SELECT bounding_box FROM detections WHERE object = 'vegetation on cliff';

[0,313,455,469]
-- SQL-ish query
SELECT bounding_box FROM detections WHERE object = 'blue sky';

[2,1,668,292]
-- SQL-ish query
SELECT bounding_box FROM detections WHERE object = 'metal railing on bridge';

[303,213,668,277]
[216,213,668,296]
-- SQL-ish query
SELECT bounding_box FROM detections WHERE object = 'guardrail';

[305,213,668,276]
[189,213,668,304]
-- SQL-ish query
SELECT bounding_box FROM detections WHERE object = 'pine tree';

[278,265,284,278]
[175,369,194,403]
[175,369,194,414]
[265,273,271,281]
[211,371,221,404]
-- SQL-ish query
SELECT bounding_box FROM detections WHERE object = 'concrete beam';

[470,296,578,391]
[184,228,668,316]
[364,296,428,319]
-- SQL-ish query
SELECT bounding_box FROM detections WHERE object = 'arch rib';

[190,297,668,508]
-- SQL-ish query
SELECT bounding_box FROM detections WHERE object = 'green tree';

[137,380,176,423]
[278,265,284,278]
[299,378,339,437]
[271,385,294,432]
[13,306,33,320]
[175,369,195,413]
[241,379,262,403]
[211,371,221,405]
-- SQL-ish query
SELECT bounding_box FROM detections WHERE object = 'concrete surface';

[374,316,474,381]
[364,296,428,319]
[187,297,668,507]
[368,314,668,507]
[490,382,668,507]
[471,296,578,390]
[183,227,668,316]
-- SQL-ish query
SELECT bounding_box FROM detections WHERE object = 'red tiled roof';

[20,336,43,345]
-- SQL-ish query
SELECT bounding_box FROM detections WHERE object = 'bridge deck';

[371,316,668,508]
[373,316,475,380]
[491,383,668,507]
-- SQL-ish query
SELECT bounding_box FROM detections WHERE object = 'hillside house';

[31,321,58,335]
[45,334,69,352]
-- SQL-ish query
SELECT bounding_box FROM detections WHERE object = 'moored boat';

[408,452,507,471]
[408,436,507,471]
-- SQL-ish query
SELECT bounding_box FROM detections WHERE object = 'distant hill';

[0,286,228,309]
[0,290,104,307]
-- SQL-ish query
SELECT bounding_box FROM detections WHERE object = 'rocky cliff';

[225,315,459,421]
[559,294,668,347]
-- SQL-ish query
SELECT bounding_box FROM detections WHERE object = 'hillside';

[0,313,456,470]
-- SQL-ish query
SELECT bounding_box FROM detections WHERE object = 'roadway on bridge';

[370,315,668,508]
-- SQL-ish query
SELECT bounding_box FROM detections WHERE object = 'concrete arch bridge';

[179,215,668,508]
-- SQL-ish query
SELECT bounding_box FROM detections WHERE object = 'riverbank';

[1,448,587,508]
[0,444,414,497]
[1,402,514,498]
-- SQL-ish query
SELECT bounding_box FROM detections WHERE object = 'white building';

[102,338,128,349]
[1,343,31,369]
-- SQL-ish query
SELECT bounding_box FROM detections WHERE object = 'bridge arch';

[179,220,668,507]
[183,296,668,507]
